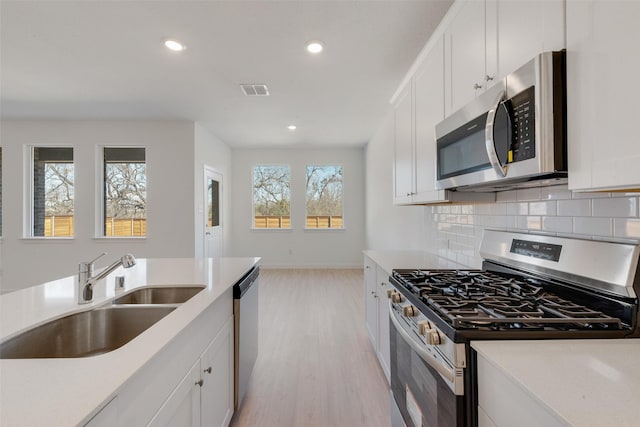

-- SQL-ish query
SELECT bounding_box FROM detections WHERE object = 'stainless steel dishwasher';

[233,266,259,410]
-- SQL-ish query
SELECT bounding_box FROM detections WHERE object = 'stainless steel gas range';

[388,230,640,427]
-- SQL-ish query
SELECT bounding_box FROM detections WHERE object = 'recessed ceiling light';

[164,39,186,52]
[287,125,297,131]
[306,41,324,54]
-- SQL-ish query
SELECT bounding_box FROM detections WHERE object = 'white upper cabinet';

[414,35,447,203]
[493,0,565,82]
[445,0,565,116]
[567,0,640,191]
[393,85,414,204]
[445,0,493,116]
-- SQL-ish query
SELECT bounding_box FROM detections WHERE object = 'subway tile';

[592,197,638,218]
[482,215,508,229]
[516,188,542,202]
[557,199,591,217]
[613,218,640,239]
[505,216,518,229]
[507,202,528,216]
[461,205,474,215]
[516,216,542,230]
[542,216,572,233]
[572,191,610,199]
[490,203,507,215]
[529,200,557,216]
[474,204,492,215]
[496,190,517,202]
[573,217,612,237]
[540,185,571,200]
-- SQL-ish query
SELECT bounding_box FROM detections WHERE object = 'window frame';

[251,164,292,231]
[23,144,75,239]
[95,145,147,239]
[304,164,345,231]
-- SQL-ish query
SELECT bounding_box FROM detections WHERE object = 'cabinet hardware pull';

[381,282,386,286]
[195,379,204,387]
[371,291,376,295]
[473,83,483,90]
[204,366,212,374]
[485,74,494,82]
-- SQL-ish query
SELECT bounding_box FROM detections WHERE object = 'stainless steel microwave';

[435,51,567,192]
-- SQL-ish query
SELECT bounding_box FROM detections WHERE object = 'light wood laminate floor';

[230,269,390,427]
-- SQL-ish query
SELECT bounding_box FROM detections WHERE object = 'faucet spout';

[78,253,136,304]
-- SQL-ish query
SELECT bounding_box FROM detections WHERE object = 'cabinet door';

[496,0,565,81]
[376,266,391,384]
[393,84,414,204]
[447,0,487,114]
[84,397,118,427]
[414,34,447,204]
[567,0,640,191]
[148,360,201,427]
[364,256,379,350]
[201,317,234,427]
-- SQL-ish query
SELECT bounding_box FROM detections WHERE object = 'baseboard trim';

[259,264,363,270]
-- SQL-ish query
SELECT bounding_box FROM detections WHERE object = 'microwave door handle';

[485,92,508,177]
[388,301,456,385]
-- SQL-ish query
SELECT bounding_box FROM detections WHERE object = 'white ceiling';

[0,0,452,148]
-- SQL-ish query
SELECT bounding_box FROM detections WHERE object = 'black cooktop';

[391,269,630,334]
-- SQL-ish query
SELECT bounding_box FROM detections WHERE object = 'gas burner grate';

[392,269,625,331]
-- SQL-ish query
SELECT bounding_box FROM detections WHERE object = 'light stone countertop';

[472,339,640,427]
[363,250,464,275]
[0,257,260,427]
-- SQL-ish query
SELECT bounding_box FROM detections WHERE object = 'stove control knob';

[387,289,395,299]
[391,293,405,303]
[402,305,417,317]
[426,330,442,346]
[418,321,432,336]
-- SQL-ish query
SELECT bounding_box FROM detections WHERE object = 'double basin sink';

[0,286,205,359]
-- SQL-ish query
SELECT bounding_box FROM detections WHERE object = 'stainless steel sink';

[113,286,204,305]
[0,306,175,359]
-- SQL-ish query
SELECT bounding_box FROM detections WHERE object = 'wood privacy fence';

[44,216,146,237]
[253,215,343,229]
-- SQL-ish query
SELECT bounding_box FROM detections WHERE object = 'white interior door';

[204,166,223,259]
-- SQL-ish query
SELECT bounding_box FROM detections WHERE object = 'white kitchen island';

[472,339,640,427]
[0,257,260,427]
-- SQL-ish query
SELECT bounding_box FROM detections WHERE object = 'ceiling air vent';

[240,84,270,96]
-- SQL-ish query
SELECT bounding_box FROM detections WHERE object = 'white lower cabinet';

[149,317,234,427]
[149,360,202,427]
[477,354,566,427]
[200,317,234,427]
[84,397,118,427]
[364,255,393,384]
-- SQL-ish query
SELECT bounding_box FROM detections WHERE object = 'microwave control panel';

[510,86,536,163]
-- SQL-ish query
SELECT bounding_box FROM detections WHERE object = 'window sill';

[250,228,293,232]
[92,236,147,241]
[20,237,75,241]
[304,228,346,232]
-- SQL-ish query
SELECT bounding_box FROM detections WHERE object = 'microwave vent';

[240,84,270,96]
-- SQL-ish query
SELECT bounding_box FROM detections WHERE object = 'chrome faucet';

[78,253,137,304]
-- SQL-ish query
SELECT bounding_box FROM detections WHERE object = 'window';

[207,177,220,228]
[103,147,146,237]
[306,165,343,229]
[253,165,291,229]
[31,147,74,237]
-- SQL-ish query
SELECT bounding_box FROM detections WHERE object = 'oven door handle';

[485,89,509,177]
[388,301,455,384]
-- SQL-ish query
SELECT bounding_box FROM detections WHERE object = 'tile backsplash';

[425,185,640,268]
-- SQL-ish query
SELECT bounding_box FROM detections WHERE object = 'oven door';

[389,304,465,427]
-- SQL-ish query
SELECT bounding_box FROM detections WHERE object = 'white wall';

[230,147,365,268]
[365,112,640,268]
[364,110,426,250]
[0,120,196,291]
[193,123,233,258]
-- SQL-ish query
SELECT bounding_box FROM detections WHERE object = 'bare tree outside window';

[306,165,343,229]
[104,148,146,237]
[32,147,74,237]
[253,165,291,229]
